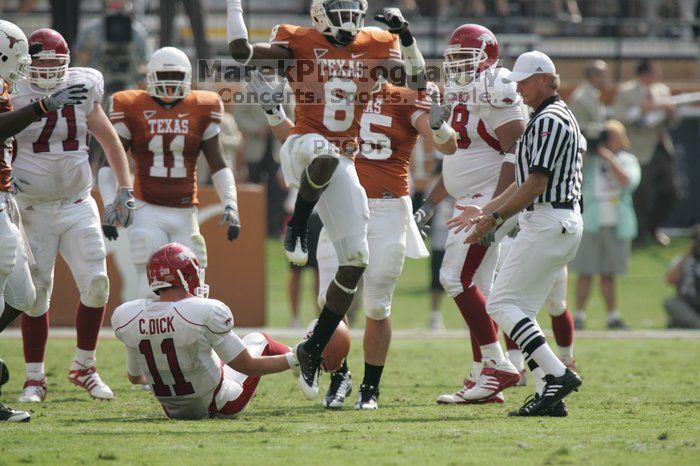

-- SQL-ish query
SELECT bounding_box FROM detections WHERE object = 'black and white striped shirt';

[516,95,584,205]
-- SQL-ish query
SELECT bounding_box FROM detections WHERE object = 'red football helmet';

[147,243,209,298]
[443,24,499,87]
[27,28,69,91]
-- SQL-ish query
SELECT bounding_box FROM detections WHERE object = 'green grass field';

[0,239,699,465]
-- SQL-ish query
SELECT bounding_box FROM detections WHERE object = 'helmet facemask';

[6,55,31,85]
[147,70,191,102]
[312,0,367,45]
[29,53,69,91]
[443,44,490,87]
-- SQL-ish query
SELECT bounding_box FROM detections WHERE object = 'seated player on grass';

[111,242,298,419]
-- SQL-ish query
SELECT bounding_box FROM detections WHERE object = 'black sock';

[289,195,317,228]
[335,359,349,375]
[0,305,22,333]
[304,307,344,357]
[362,363,384,389]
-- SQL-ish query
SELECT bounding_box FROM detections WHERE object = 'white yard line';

[1,328,698,340]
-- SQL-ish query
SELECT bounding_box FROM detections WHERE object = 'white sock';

[608,310,621,321]
[532,366,546,396]
[480,342,506,363]
[507,349,525,372]
[72,349,96,370]
[25,362,45,380]
[531,345,566,377]
[558,345,574,360]
[575,310,586,320]
[471,360,484,379]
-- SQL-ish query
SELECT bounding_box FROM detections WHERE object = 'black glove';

[374,8,409,34]
[42,84,88,112]
[414,201,435,240]
[220,205,241,241]
[102,224,119,241]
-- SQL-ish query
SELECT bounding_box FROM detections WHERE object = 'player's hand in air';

[375,8,409,34]
[220,205,241,242]
[248,70,286,114]
[42,84,88,112]
[446,204,483,234]
[429,91,451,131]
[414,201,435,240]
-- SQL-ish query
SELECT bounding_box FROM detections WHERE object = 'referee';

[448,51,584,416]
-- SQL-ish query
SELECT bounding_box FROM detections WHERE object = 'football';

[321,320,351,372]
[305,319,351,372]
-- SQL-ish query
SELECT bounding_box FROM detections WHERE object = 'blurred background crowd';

[2,0,698,330]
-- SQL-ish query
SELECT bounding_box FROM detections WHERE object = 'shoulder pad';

[479,67,521,108]
[363,28,394,44]
[70,67,104,89]
[202,298,234,334]
[112,299,149,330]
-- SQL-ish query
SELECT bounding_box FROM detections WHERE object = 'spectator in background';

[73,0,150,93]
[665,226,700,329]
[614,59,678,247]
[159,0,209,62]
[570,121,641,330]
[568,60,610,144]
[50,0,80,47]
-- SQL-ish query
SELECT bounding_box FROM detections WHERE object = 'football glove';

[248,70,286,114]
[42,84,88,112]
[374,8,409,34]
[102,187,135,241]
[220,205,241,241]
[414,201,435,240]
[429,91,451,130]
[478,230,495,248]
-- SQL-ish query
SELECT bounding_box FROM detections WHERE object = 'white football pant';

[0,195,36,318]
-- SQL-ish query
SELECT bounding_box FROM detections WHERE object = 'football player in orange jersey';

[248,69,457,409]
[102,47,241,299]
[0,20,89,422]
[227,0,435,400]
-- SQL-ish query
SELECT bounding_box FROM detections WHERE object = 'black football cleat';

[354,384,380,410]
[0,404,30,422]
[294,341,321,400]
[284,224,309,266]
[509,369,581,416]
[509,394,568,417]
[0,358,9,396]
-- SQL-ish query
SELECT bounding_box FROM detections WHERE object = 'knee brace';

[365,304,391,321]
[29,285,51,316]
[0,223,19,277]
[439,268,463,299]
[189,233,208,269]
[81,272,110,308]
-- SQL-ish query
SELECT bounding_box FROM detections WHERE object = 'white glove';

[42,84,88,112]
[103,187,135,237]
[375,8,409,34]
[248,71,286,114]
[414,201,435,240]
[429,92,451,130]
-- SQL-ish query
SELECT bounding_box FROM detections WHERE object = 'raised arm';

[227,0,293,65]
[374,8,427,90]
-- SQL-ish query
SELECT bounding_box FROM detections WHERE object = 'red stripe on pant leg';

[217,338,284,416]
[453,243,497,349]
[260,332,291,355]
[76,303,105,351]
[21,313,49,363]
[551,309,574,347]
[503,333,520,351]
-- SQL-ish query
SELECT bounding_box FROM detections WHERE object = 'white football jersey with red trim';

[112,297,246,417]
[11,67,103,202]
[443,67,527,201]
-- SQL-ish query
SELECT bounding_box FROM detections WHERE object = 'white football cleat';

[460,359,521,402]
[354,384,379,410]
[323,370,352,409]
[436,374,505,404]
[68,365,114,400]
[284,225,308,266]
[18,379,47,403]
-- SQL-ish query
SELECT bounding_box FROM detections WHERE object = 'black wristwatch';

[491,211,504,226]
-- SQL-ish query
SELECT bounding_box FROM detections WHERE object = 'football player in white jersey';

[10,28,134,403]
[0,21,89,422]
[112,243,298,420]
[414,25,528,404]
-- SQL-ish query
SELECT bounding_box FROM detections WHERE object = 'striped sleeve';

[528,115,569,176]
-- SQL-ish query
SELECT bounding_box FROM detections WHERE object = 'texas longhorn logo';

[2,30,24,49]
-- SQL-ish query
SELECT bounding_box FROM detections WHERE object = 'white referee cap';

[505,51,556,82]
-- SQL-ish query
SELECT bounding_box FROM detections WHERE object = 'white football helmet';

[146,47,192,100]
[311,0,368,44]
[0,20,31,85]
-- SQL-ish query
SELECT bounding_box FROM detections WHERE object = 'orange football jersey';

[270,25,400,154]
[0,79,13,193]
[109,90,223,207]
[355,83,434,199]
